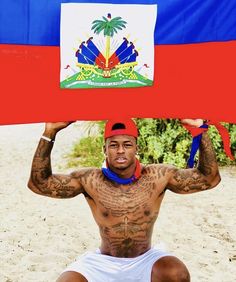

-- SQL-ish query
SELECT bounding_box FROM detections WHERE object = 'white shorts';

[62,247,173,282]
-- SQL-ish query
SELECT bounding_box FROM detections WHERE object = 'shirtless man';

[28,118,221,282]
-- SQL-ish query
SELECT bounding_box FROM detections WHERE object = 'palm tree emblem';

[92,14,127,71]
[74,13,140,80]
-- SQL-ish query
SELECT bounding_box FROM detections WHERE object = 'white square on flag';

[60,3,157,89]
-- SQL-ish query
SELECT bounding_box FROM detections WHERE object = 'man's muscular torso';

[28,125,220,261]
[76,165,169,258]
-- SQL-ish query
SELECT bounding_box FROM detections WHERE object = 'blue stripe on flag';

[0,0,236,46]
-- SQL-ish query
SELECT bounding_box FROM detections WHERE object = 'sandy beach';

[0,123,235,282]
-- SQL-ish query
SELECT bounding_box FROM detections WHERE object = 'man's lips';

[115,157,127,163]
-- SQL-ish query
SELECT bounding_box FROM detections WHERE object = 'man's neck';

[108,162,136,179]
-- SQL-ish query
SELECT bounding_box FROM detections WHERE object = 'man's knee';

[151,256,190,282]
[56,271,88,282]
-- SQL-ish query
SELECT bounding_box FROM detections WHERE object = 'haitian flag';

[0,0,236,124]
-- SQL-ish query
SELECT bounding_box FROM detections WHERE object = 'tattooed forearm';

[167,133,221,194]
[197,132,219,177]
[28,139,84,198]
[31,139,53,182]
[35,139,54,158]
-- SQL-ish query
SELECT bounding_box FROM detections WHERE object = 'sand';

[0,123,235,282]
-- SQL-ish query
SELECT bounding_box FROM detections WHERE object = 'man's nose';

[117,145,125,153]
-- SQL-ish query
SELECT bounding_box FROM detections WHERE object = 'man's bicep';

[29,171,84,198]
[47,172,84,198]
[167,168,212,194]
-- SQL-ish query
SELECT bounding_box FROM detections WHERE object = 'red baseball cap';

[104,118,138,139]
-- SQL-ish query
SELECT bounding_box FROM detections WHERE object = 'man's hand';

[181,119,204,128]
[44,121,75,139]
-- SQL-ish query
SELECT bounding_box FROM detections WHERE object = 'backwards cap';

[104,118,138,139]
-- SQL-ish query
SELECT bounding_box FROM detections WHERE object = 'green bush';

[66,121,105,168]
[67,119,236,168]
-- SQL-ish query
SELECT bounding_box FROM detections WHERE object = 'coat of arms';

[60,3,157,89]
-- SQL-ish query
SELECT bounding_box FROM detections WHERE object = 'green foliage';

[66,121,105,168]
[67,119,236,168]
[67,136,103,168]
[136,119,191,167]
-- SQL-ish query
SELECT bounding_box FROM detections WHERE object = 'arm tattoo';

[167,133,220,193]
[28,139,84,198]
[197,132,218,176]
[171,168,211,193]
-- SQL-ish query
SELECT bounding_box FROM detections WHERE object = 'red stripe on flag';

[0,41,235,124]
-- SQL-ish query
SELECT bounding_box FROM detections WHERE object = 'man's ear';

[136,144,139,155]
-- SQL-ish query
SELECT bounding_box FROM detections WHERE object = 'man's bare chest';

[87,175,163,216]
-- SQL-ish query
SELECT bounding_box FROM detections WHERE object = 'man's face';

[104,135,138,170]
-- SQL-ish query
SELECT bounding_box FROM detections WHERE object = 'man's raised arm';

[28,122,85,198]
[167,120,221,194]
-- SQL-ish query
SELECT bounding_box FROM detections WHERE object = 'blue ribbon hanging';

[187,124,209,168]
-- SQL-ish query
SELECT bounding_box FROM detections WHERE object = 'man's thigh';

[56,271,88,282]
[151,256,190,282]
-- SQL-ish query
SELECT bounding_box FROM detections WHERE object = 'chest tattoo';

[95,175,157,217]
